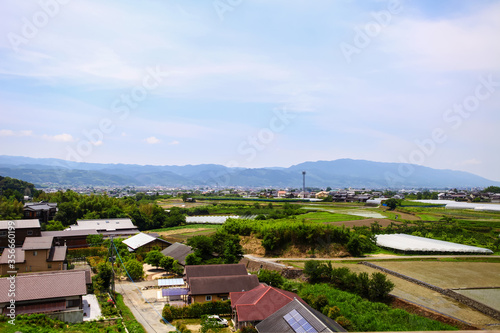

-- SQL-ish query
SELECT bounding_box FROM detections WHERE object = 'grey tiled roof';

[22,236,54,250]
[0,247,25,264]
[0,219,41,230]
[185,263,248,283]
[0,270,87,303]
[189,275,260,296]
[255,298,346,333]
[161,242,193,265]
[48,246,67,262]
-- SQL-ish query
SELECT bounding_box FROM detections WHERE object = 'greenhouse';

[375,234,494,254]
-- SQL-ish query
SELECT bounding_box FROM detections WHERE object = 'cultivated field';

[287,261,500,328]
[455,289,500,311]
[373,261,500,289]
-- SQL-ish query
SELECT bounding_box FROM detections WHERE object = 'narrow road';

[116,280,175,333]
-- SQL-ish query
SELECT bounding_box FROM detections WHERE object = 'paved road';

[116,280,175,333]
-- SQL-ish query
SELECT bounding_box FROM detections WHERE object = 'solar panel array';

[283,309,317,333]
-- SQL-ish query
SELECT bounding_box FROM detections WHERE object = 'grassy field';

[301,211,364,223]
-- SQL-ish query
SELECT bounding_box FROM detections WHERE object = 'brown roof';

[22,236,54,250]
[189,275,260,296]
[185,263,248,283]
[47,246,67,262]
[0,247,25,264]
[20,268,92,285]
[0,270,87,303]
[231,285,306,322]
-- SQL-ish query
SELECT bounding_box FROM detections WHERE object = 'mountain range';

[0,155,498,189]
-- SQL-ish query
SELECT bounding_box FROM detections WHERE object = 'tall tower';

[302,171,306,198]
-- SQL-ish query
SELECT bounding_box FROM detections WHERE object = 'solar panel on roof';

[283,309,317,333]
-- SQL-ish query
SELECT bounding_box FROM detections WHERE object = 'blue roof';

[162,288,189,297]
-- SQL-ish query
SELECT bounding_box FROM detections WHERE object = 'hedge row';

[162,300,231,321]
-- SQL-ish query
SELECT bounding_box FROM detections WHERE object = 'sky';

[1,0,499,181]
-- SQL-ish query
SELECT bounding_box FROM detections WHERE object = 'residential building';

[255,298,346,333]
[66,218,139,237]
[230,285,307,329]
[0,270,87,323]
[41,229,99,249]
[0,219,41,249]
[122,232,171,252]
[23,202,58,223]
[160,242,194,266]
[0,236,66,274]
[185,264,259,303]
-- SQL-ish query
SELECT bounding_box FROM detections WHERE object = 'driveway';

[116,280,175,333]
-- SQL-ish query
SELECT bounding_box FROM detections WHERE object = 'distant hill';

[0,175,36,198]
[0,155,498,189]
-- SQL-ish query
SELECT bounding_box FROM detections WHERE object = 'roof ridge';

[252,286,273,305]
[270,286,294,301]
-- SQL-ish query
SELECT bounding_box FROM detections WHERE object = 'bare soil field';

[152,227,216,243]
[291,262,500,328]
[455,289,500,311]
[373,261,500,289]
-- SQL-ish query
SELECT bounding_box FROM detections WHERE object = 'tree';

[144,250,164,269]
[95,262,113,291]
[185,253,203,265]
[124,259,144,281]
[44,220,65,231]
[160,256,175,272]
[86,234,104,247]
[304,260,324,283]
[384,198,400,210]
[347,236,363,257]
[369,272,395,301]
[257,269,285,288]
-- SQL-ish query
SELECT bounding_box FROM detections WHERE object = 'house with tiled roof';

[0,219,41,249]
[255,298,346,333]
[185,264,260,303]
[23,202,58,223]
[161,242,193,266]
[230,285,308,329]
[0,235,66,274]
[0,270,87,323]
[122,232,171,252]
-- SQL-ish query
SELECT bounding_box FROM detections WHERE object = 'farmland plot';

[302,262,500,328]
[455,289,500,312]
[373,261,500,289]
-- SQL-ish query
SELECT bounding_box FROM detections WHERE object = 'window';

[205,295,212,301]
[67,299,80,308]
[27,230,33,236]
[33,251,37,256]
[48,264,52,269]
[0,231,6,237]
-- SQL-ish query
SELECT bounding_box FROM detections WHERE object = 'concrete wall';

[47,308,84,323]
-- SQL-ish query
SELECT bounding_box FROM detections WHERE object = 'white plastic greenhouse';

[185,215,239,224]
[375,234,493,254]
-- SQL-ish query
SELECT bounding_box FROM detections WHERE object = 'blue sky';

[1,0,499,181]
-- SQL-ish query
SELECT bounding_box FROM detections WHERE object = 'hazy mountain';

[0,155,498,188]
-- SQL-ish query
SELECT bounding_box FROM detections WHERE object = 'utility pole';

[302,171,306,198]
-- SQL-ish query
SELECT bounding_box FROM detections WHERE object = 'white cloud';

[42,133,74,142]
[0,129,33,136]
[459,158,482,166]
[145,136,160,144]
[92,140,103,146]
[169,140,180,145]
[0,130,15,136]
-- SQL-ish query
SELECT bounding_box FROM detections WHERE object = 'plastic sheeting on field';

[375,234,493,254]
[185,215,239,224]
